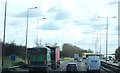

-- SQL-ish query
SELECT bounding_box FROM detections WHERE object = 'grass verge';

[3,56,26,68]
[60,57,74,61]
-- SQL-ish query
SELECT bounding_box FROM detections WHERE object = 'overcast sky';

[0,0,119,54]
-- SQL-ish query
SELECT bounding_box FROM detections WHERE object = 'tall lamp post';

[36,18,46,46]
[98,16,116,63]
[94,27,105,55]
[2,0,7,67]
[25,7,37,63]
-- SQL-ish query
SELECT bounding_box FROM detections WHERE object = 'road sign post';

[11,55,15,66]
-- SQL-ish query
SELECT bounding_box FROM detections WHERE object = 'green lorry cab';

[27,46,51,72]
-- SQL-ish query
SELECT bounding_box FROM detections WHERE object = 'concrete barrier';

[118,62,120,67]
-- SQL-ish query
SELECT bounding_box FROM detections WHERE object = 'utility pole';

[98,16,116,64]
[26,7,37,63]
[37,18,46,46]
[99,28,101,55]
[2,0,7,67]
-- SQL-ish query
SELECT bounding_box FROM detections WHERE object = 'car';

[66,63,78,72]
[82,55,86,59]
[105,57,109,61]
[77,58,83,62]
[106,58,110,61]
[113,59,118,63]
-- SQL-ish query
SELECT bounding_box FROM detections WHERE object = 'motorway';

[52,59,108,73]
[9,59,109,73]
[55,60,87,71]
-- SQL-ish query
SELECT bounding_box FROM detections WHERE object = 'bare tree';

[54,43,57,46]
[45,43,51,46]
[34,39,42,46]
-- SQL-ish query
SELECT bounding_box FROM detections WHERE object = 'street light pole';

[36,18,46,46]
[95,34,99,54]
[99,28,101,55]
[25,7,37,63]
[92,27,98,54]
[2,0,7,67]
[93,27,101,54]
[106,17,108,64]
[98,16,116,64]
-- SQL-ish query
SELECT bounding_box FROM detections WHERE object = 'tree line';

[115,47,120,61]
[3,42,26,60]
[1,41,93,60]
[61,43,93,58]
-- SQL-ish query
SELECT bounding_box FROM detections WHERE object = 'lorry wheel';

[87,68,89,73]
[47,67,51,73]
[58,62,60,68]
[98,70,100,73]
[57,64,59,68]
[54,67,57,70]
[54,65,57,70]
[57,64,60,68]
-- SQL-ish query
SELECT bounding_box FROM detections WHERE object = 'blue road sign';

[11,55,15,61]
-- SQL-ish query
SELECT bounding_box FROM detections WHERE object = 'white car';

[105,58,110,61]
[77,58,83,62]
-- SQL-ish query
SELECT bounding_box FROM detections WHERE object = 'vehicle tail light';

[76,65,78,69]
[29,60,31,65]
[44,60,46,65]
[52,62,54,64]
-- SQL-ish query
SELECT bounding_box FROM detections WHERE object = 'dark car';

[113,59,118,63]
[66,63,78,72]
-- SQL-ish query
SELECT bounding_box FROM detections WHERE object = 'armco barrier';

[2,65,20,71]
[101,61,120,73]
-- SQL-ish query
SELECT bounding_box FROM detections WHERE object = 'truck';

[87,56,101,73]
[74,54,79,60]
[27,46,51,72]
[46,46,60,70]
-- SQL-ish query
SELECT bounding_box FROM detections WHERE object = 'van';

[82,55,86,59]
[87,56,100,72]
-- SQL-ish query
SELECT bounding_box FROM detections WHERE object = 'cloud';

[82,30,93,34]
[90,23,106,28]
[8,19,26,26]
[74,38,95,51]
[41,21,61,30]
[11,9,43,18]
[74,20,90,25]
[0,0,117,53]
[47,6,61,12]
[73,13,100,25]
[108,1,118,5]
[54,11,70,20]
[90,13,99,22]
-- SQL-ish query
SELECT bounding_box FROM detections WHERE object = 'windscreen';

[68,64,76,67]
[88,56,100,65]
